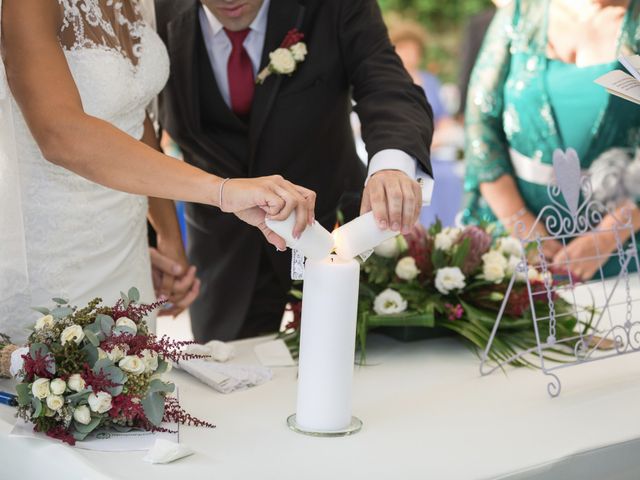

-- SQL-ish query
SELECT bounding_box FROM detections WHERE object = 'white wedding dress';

[0,0,169,343]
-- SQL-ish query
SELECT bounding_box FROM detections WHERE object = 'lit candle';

[265,213,334,260]
[333,211,398,260]
[294,255,360,432]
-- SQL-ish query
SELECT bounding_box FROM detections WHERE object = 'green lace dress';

[463,0,640,277]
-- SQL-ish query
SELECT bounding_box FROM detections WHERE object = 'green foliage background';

[378,0,494,82]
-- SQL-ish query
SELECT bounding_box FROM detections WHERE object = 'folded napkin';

[143,439,194,464]
[179,340,272,394]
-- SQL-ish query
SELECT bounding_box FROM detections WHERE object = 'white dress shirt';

[198,2,434,205]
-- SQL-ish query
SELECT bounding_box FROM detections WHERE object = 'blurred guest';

[464,0,640,279]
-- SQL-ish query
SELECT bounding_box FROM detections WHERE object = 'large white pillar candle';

[333,211,398,260]
[265,213,334,260]
[295,255,360,432]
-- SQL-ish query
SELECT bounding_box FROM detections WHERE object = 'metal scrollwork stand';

[480,149,640,397]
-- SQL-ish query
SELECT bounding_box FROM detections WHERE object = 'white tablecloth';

[2,280,640,480]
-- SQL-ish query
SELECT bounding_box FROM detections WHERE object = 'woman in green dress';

[463,0,640,279]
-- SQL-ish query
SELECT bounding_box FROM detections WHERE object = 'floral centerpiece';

[12,288,213,445]
[283,221,592,365]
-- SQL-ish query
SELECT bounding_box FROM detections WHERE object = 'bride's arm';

[1,0,314,239]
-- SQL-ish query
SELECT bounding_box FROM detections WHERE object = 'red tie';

[224,28,254,118]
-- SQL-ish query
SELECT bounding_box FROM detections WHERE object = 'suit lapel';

[248,0,306,173]
[166,1,200,130]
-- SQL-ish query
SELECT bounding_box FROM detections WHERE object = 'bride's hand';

[220,175,317,240]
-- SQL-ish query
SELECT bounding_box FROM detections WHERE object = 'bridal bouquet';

[13,288,213,445]
[284,221,590,365]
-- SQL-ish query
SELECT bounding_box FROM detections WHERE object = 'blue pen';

[0,391,17,407]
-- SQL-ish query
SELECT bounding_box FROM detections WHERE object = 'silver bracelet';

[502,207,527,226]
[219,178,232,211]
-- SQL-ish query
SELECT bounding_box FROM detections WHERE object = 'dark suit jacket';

[155,0,434,340]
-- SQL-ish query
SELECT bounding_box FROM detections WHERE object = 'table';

[2,280,640,480]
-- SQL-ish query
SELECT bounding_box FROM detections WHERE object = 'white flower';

[60,324,84,345]
[35,314,55,331]
[10,346,28,379]
[395,256,420,281]
[374,236,400,258]
[50,378,66,395]
[97,348,108,360]
[88,391,112,414]
[528,267,542,282]
[115,317,137,334]
[119,355,146,375]
[269,48,296,74]
[32,378,50,399]
[506,255,521,276]
[434,227,461,252]
[481,250,508,283]
[67,374,86,393]
[73,405,91,425]
[290,42,307,62]
[499,237,523,258]
[107,345,125,363]
[373,289,408,315]
[46,394,64,411]
[141,350,159,373]
[434,267,466,295]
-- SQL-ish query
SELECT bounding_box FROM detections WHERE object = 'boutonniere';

[256,28,307,85]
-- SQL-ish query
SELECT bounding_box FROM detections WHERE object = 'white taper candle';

[295,255,360,431]
[265,213,334,260]
[333,211,398,260]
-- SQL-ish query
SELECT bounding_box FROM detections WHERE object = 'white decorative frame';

[480,149,640,397]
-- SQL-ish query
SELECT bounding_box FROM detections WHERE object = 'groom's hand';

[361,170,422,235]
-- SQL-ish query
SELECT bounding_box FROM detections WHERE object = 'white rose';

[107,345,125,363]
[119,355,146,375]
[506,255,520,277]
[395,256,420,281]
[50,378,66,395]
[46,394,64,411]
[35,314,55,331]
[60,324,84,345]
[373,289,408,315]
[73,405,91,425]
[434,267,466,295]
[32,378,50,399]
[115,317,137,334]
[528,267,542,282]
[88,391,112,414]
[67,373,86,393]
[374,237,400,258]
[97,348,108,360]
[434,227,461,252]
[499,236,523,258]
[290,42,307,62]
[141,350,159,373]
[269,48,296,74]
[482,250,508,283]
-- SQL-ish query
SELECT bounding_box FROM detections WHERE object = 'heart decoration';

[552,148,581,217]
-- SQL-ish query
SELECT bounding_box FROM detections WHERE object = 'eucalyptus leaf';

[142,392,165,426]
[81,343,99,366]
[127,287,140,303]
[97,314,115,335]
[120,291,130,309]
[148,379,175,394]
[50,306,73,319]
[72,430,91,442]
[31,307,50,316]
[66,389,91,405]
[84,328,100,347]
[29,343,49,359]
[52,298,69,305]
[32,397,42,417]
[16,383,31,406]
[154,359,169,376]
[74,416,101,434]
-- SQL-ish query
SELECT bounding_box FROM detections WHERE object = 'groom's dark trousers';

[155,0,434,342]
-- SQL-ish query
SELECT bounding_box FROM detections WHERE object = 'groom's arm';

[337,0,434,233]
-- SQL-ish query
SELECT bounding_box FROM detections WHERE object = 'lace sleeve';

[464,2,519,189]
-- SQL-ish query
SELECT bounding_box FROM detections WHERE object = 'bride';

[0,0,315,343]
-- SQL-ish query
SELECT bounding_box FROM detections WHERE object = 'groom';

[155,0,434,342]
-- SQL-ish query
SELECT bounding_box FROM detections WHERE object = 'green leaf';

[289,289,303,300]
[127,287,140,303]
[67,389,91,405]
[142,392,165,426]
[74,416,101,434]
[31,307,50,316]
[96,314,115,335]
[84,328,100,347]
[29,343,49,359]
[81,343,98,367]
[154,359,169,376]
[93,360,126,396]
[120,291,130,309]
[451,238,471,269]
[147,379,175,394]
[431,248,447,270]
[32,397,43,417]
[16,383,31,406]
[50,306,73,319]
[52,298,68,305]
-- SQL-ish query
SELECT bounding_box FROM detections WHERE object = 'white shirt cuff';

[367,149,435,206]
